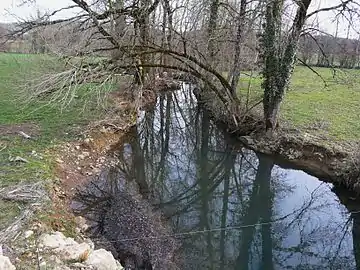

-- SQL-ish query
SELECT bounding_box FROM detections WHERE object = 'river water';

[72,85,360,269]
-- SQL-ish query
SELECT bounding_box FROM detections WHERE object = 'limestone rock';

[85,249,119,270]
[39,261,46,270]
[40,232,77,249]
[0,255,16,270]
[24,230,34,239]
[75,216,89,232]
[38,232,123,270]
[56,242,91,262]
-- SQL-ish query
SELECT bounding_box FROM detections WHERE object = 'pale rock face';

[37,231,124,269]
[24,230,34,239]
[85,249,121,270]
[0,255,16,270]
[40,232,77,249]
[39,261,47,270]
[56,242,91,262]
[75,216,89,232]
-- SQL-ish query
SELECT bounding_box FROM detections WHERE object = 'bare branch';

[306,0,355,19]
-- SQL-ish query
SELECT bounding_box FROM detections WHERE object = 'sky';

[0,0,74,22]
[0,0,359,38]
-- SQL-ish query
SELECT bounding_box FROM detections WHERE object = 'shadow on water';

[72,85,360,270]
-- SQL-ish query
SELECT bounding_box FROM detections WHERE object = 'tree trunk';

[263,91,282,131]
[163,0,173,49]
[229,0,247,98]
[161,0,173,70]
[110,0,126,61]
[261,0,312,131]
[207,0,220,63]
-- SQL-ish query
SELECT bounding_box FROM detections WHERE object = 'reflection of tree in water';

[73,87,358,270]
[73,157,178,269]
[333,186,360,270]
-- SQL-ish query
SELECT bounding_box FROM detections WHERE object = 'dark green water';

[72,86,360,269]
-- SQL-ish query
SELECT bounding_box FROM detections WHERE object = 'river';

[71,84,360,269]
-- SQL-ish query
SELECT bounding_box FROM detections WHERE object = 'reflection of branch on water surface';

[269,183,354,269]
[332,186,360,270]
[73,162,353,269]
[73,169,178,269]
[281,182,328,232]
[72,87,358,269]
[154,148,237,213]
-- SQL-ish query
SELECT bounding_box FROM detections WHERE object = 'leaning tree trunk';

[262,0,312,131]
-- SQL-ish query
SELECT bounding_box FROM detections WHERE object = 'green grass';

[239,66,360,141]
[0,53,111,230]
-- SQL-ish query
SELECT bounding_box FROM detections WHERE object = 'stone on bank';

[0,255,16,270]
[38,231,123,270]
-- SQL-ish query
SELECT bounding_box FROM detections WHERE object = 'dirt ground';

[0,123,40,137]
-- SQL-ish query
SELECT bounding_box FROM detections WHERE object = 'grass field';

[239,66,360,141]
[0,53,103,183]
[0,53,108,229]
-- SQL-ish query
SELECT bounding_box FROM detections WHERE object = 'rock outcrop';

[37,231,123,270]
[0,255,16,270]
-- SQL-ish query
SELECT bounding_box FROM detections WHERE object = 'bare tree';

[7,0,360,133]
[228,0,248,98]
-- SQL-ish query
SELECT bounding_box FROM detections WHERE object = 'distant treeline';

[1,21,360,69]
[298,35,360,69]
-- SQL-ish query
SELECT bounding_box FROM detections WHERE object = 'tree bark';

[207,0,220,64]
[229,0,247,98]
[262,0,312,131]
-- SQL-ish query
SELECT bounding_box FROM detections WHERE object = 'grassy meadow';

[239,66,360,141]
[0,53,102,184]
[0,53,107,229]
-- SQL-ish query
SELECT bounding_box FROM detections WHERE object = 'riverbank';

[0,53,137,268]
[198,86,360,193]
[239,66,360,141]
[1,229,125,270]
[0,53,182,268]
